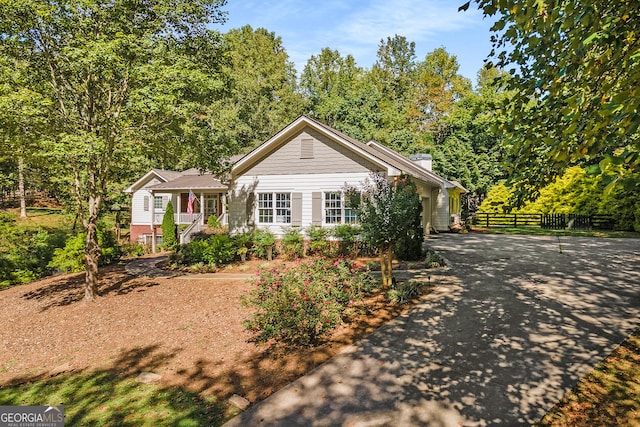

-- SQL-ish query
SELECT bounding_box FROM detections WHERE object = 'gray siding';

[243,127,381,176]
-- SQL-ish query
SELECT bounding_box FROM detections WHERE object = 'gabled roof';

[364,141,445,187]
[147,174,227,191]
[231,115,402,178]
[124,168,226,193]
[123,169,172,194]
[231,115,461,189]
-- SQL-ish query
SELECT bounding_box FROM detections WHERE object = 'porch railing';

[177,212,202,224]
[180,212,203,245]
[217,212,228,226]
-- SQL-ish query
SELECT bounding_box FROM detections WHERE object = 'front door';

[204,194,219,220]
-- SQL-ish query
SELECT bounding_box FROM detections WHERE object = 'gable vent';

[301,138,314,159]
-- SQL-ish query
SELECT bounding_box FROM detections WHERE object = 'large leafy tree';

[409,48,472,146]
[0,55,51,218]
[369,35,422,153]
[301,48,361,120]
[0,0,227,301]
[211,25,304,154]
[462,0,640,204]
[300,47,384,141]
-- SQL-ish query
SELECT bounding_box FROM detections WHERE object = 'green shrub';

[161,201,177,249]
[120,242,146,257]
[387,280,423,304]
[207,215,222,228]
[234,232,253,260]
[171,239,208,266]
[203,234,236,266]
[171,234,237,267]
[305,225,332,257]
[0,214,67,286]
[425,249,446,268]
[281,227,304,260]
[333,224,361,256]
[49,233,85,273]
[48,228,123,273]
[242,257,376,346]
[252,229,276,260]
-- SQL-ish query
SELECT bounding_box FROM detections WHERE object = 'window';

[154,196,163,210]
[258,192,292,224]
[258,193,273,223]
[324,192,357,224]
[275,193,291,223]
[143,196,149,212]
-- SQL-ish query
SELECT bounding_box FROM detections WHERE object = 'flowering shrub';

[242,256,376,346]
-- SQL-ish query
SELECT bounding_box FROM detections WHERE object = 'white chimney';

[409,153,432,171]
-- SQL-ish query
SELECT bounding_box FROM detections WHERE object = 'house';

[228,115,466,237]
[123,168,228,251]
[126,115,467,249]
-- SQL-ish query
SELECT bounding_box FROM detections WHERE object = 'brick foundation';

[130,224,162,242]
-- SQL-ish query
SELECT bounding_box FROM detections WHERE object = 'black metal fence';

[473,213,616,230]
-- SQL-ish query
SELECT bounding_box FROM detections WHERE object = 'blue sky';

[215,0,497,85]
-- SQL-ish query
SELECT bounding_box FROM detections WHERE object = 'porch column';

[221,193,227,224]
[177,193,182,224]
[150,190,157,253]
[200,192,205,224]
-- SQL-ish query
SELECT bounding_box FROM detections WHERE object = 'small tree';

[347,174,422,288]
[161,201,177,250]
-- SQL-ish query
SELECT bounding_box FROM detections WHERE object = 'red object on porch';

[187,190,195,214]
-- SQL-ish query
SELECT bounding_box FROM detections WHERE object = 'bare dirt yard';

[0,258,413,405]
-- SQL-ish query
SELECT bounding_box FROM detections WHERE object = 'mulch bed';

[0,260,427,404]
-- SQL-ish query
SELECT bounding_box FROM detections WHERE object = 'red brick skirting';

[129,224,162,242]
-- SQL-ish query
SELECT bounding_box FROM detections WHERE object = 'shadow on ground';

[223,234,640,426]
[0,345,231,426]
[21,266,160,311]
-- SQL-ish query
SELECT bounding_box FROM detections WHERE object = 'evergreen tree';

[161,201,177,249]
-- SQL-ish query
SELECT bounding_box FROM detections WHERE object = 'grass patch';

[539,328,640,426]
[472,226,640,239]
[0,369,236,426]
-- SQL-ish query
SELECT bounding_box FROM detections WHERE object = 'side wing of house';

[229,126,384,236]
[126,173,177,242]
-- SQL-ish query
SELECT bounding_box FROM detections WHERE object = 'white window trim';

[323,191,358,225]
[257,192,292,224]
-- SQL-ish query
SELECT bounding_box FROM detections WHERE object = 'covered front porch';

[147,174,228,251]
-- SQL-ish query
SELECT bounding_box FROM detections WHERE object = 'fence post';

[486,213,489,228]
[514,214,517,227]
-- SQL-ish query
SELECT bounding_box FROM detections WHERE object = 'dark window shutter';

[292,192,302,226]
[312,192,322,225]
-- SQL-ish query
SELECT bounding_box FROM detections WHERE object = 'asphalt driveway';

[224,234,640,426]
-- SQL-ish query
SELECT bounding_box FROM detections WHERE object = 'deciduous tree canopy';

[462,0,640,203]
[0,0,228,300]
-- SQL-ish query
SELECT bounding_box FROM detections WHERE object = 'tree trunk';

[84,222,100,301]
[18,156,27,219]
[379,244,395,289]
[82,190,103,302]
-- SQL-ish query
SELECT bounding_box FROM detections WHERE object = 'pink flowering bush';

[242,256,376,346]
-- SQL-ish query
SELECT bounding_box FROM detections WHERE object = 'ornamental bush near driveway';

[242,256,377,346]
